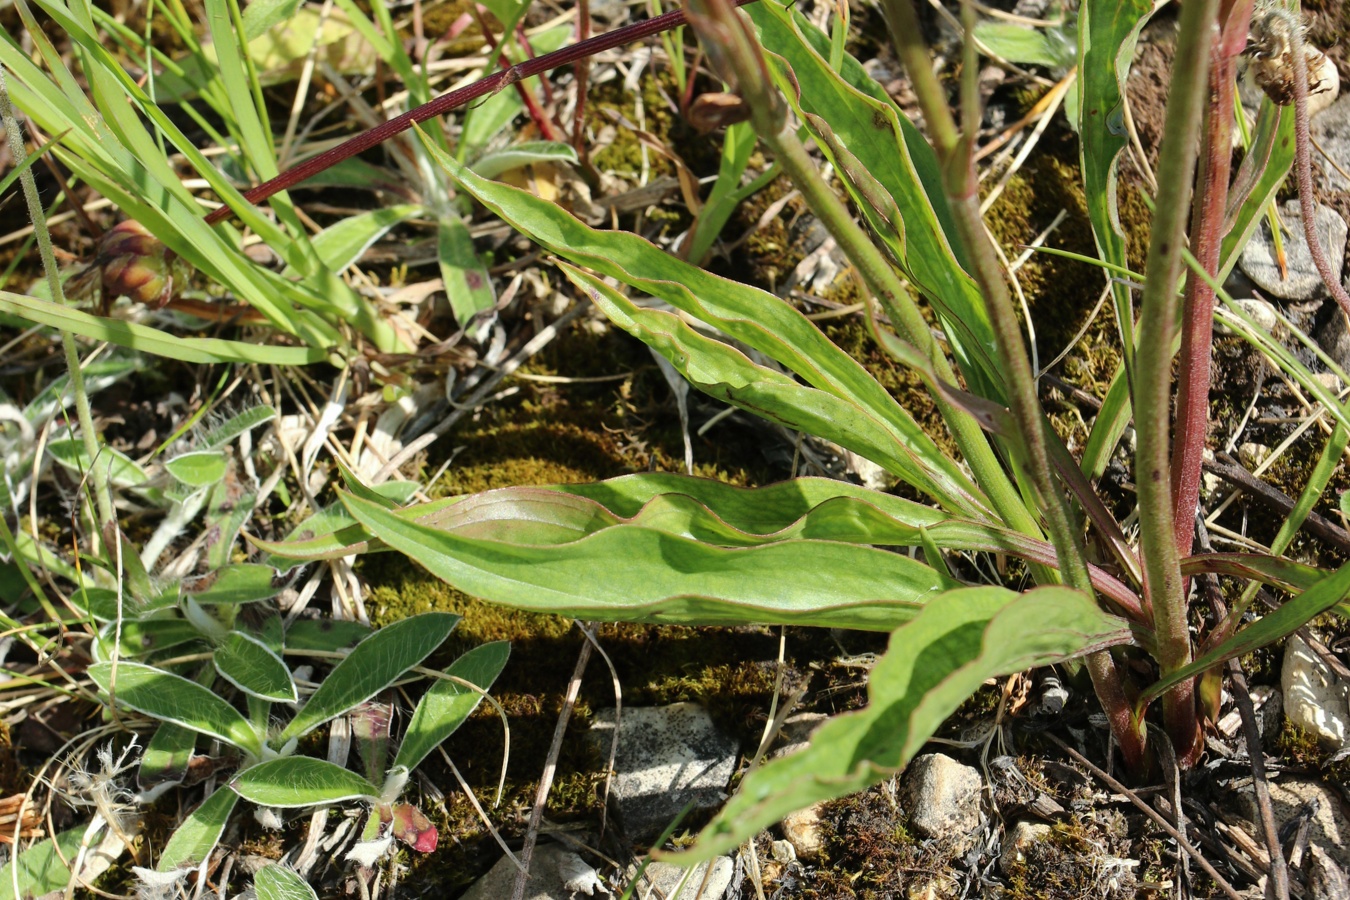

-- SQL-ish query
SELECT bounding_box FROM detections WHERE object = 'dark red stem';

[204,0,760,225]
[1171,0,1254,564]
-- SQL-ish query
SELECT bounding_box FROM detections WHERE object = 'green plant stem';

[881,0,1145,768]
[760,126,1037,536]
[1172,0,1254,564]
[1132,0,1221,763]
[0,65,116,531]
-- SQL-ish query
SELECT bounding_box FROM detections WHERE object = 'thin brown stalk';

[1286,15,1350,320]
[572,0,592,169]
[511,632,592,900]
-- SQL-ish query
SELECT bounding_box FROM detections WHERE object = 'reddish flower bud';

[97,220,179,307]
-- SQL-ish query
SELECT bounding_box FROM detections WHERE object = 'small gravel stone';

[899,753,984,853]
[1313,95,1350,192]
[781,804,826,861]
[1240,200,1347,301]
[460,843,605,900]
[1237,779,1350,872]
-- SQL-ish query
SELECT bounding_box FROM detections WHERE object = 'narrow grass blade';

[1139,560,1350,709]
[0,291,326,365]
[417,129,984,516]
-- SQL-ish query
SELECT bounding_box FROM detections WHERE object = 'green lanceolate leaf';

[184,564,285,605]
[284,617,371,652]
[139,721,198,793]
[165,450,228,487]
[231,757,379,807]
[200,405,277,450]
[470,141,578,179]
[158,788,240,870]
[342,490,958,632]
[747,1,1004,407]
[215,631,297,702]
[415,130,985,517]
[438,215,496,327]
[283,204,421,277]
[1075,0,1151,367]
[255,865,320,900]
[1140,560,1350,710]
[276,612,461,743]
[974,20,1075,69]
[566,267,978,510]
[87,662,263,757]
[98,618,203,659]
[394,641,510,772]
[1219,99,1294,278]
[675,585,1133,861]
[46,438,149,488]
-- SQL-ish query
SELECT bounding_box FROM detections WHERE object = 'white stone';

[632,859,734,900]
[1239,200,1347,301]
[899,753,984,853]
[460,844,608,900]
[999,821,1052,874]
[588,703,738,840]
[1282,636,1350,749]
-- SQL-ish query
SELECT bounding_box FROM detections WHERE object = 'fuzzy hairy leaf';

[394,641,510,773]
[88,662,262,756]
[214,631,296,702]
[231,757,379,808]
[158,788,239,870]
[276,612,460,743]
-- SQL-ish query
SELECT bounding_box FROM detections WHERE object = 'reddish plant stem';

[1171,0,1254,568]
[203,1,760,225]
[1287,17,1350,321]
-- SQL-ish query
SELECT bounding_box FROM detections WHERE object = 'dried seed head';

[1246,7,1331,106]
[97,220,179,307]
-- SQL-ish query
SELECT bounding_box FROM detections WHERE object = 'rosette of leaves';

[84,610,508,873]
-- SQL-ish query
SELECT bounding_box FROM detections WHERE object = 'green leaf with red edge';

[341,488,959,632]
